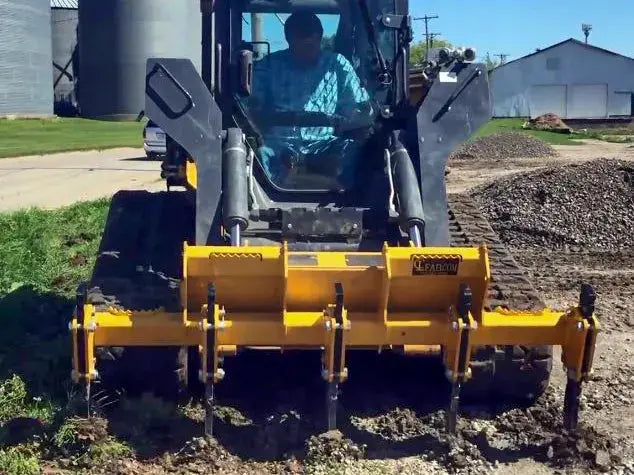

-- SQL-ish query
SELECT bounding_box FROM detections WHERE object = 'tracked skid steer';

[70,0,599,437]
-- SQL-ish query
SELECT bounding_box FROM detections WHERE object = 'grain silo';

[0,0,53,116]
[78,0,201,120]
[51,0,79,116]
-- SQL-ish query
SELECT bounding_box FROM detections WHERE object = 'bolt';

[287,223,293,230]
[437,136,443,143]
[325,320,332,332]
[321,369,329,380]
[420,137,425,143]
[216,368,226,380]
[577,321,584,331]
[352,223,358,230]
[451,321,459,331]
[385,16,391,23]
[68,322,74,331]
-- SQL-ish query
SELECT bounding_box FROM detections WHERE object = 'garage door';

[567,84,608,118]
[529,85,566,118]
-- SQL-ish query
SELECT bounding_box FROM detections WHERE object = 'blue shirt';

[250,49,371,147]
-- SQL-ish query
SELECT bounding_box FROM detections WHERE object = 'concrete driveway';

[0,148,165,212]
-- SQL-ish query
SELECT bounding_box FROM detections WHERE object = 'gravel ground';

[472,159,634,250]
[450,132,557,160]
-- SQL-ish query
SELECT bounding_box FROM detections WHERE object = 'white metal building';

[490,39,634,119]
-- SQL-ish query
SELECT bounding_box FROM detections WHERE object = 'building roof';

[493,38,634,71]
[51,0,78,9]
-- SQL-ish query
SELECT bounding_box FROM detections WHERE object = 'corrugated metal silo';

[78,0,202,120]
[51,0,79,115]
[0,0,53,116]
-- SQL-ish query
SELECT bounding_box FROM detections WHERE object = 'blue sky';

[410,0,634,61]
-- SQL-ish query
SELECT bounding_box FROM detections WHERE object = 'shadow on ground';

[0,286,73,398]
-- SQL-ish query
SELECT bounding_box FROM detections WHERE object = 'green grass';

[472,118,584,145]
[0,200,114,472]
[0,199,109,399]
[0,200,110,297]
[0,446,40,475]
[0,118,144,158]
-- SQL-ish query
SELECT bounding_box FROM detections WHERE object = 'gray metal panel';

[567,84,608,119]
[414,62,491,246]
[79,0,202,120]
[529,85,566,118]
[145,58,223,245]
[52,7,78,107]
[0,0,53,116]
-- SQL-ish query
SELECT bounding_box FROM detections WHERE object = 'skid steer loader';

[70,0,598,437]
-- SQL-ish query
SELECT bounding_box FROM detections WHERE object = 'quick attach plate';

[281,208,363,241]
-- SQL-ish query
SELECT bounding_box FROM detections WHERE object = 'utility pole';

[495,54,509,64]
[413,14,439,59]
[428,32,442,49]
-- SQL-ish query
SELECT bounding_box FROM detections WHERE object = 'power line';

[413,14,439,60]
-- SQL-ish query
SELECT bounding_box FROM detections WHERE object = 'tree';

[409,38,453,66]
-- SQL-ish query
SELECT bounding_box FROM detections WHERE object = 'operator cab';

[233,0,402,194]
[236,1,403,194]
[219,0,418,249]
[145,0,490,249]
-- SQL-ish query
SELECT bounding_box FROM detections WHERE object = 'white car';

[143,120,167,158]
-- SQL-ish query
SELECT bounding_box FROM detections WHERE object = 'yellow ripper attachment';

[71,243,598,435]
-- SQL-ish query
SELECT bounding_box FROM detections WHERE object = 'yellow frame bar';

[70,244,599,387]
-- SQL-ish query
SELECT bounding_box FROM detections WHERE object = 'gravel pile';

[525,113,572,134]
[451,132,556,160]
[472,159,634,249]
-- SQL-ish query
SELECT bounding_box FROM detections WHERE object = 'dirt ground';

[9,140,633,474]
[0,148,163,212]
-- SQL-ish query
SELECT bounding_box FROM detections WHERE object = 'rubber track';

[448,194,544,311]
[87,190,193,311]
